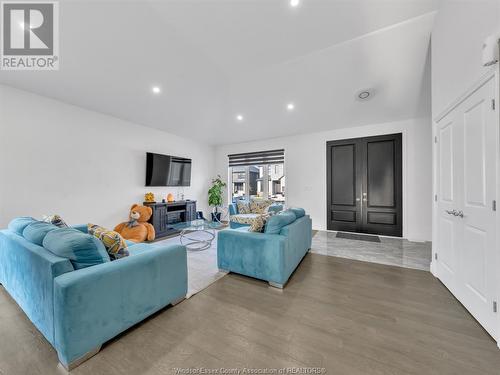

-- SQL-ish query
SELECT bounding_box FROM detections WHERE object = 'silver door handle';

[445,209,464,218]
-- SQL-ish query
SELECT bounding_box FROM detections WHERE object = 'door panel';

[366,140,395,207]
[462,225,487,301]
[436,118,458,289]
[439,122,454,202]
[438,216,455,275]
[327,140,361,233]
[363,134,402,236]
[464,100,487,207]
[327,133,402,236]
[332,145,356,205]
[435,75,497,340]
[459,79,497,336]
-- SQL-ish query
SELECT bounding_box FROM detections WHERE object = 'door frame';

[431,67,500,343]
[326,132,404,237]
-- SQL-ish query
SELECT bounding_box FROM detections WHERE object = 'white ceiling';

[0,0,437,145]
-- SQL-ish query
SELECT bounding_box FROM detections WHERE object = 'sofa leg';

[171,297,185,306]
[268,281,284,289]
[60,346,101,371]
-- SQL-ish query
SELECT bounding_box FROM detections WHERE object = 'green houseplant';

[208,175,226,222]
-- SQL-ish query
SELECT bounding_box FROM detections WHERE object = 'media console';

[144,200,197,239]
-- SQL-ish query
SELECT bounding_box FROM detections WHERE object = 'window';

[228,149,285,203]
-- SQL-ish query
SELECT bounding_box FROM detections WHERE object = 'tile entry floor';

[311,230,432,271]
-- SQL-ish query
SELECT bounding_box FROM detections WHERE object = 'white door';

[435,75,498,339]
[436,114,460,293]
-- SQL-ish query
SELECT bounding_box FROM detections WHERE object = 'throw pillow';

[43,228,110,269]
[236,200,251,214]
[88,223,129,260]
[248,214,268,232]
[8,217,36,235]
[250,199,273,214]
[23,221,58,246]
[230,213,268,232]
[43,214,69,228]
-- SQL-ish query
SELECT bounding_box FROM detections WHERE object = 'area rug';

[154,231,228,298]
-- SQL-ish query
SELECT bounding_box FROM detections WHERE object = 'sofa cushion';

[8,217,37,235]
[88,223,129,260]
[289,207,305,218]
[43,228,110,269]
[22,221,59,246]
[264,210,297,234]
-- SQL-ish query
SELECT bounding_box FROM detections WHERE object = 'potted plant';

[208,175,226,222]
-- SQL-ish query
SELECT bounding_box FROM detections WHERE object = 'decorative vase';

[167,193,174,202]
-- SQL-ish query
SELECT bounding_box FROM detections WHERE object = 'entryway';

[326,133,403,237]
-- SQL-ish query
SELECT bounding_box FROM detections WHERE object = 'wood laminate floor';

[1,253,500,375]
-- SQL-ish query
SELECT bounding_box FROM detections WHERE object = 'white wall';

[0,85,215,229]
[432,0,500,118]
[215,117,433,242]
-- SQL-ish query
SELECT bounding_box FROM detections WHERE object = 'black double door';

[327,133,402,237]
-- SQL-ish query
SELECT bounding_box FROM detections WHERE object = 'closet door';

[458,77,497,336]
[436,112,461,293]
[435,75,498,339]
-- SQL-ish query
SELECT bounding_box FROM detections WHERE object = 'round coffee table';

[180,220,218,251]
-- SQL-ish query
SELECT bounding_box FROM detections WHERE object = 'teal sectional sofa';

[0,217,187,370]
[218,208,312,288]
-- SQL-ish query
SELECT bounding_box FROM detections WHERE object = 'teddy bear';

[114,204,155,243]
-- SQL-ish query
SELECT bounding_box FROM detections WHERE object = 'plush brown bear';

[114,204,155,243]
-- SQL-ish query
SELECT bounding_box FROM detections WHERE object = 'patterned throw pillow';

[249,214,268,232]
[237,200,251,214]
[43,214,69,228]
[249,199,273,214]
[87,223,129,260]
[231,213,269,232]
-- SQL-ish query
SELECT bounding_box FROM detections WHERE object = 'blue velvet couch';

[228,200,283,229]
[0,218,187,370]
[218,208,312,288]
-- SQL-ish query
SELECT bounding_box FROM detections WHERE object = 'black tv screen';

[145,152,191,187]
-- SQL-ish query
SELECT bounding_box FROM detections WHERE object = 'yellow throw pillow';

[88,223,129,260]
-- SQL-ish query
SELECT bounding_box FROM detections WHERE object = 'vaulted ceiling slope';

[0,0,437,145]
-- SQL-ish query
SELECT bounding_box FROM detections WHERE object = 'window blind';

[228,149,284,167]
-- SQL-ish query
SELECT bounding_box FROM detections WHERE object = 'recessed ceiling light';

[236,114,244,121]
[356,89,374,101]
[290,0,300,7]
[152,86,161,94]
[287,103,295,111]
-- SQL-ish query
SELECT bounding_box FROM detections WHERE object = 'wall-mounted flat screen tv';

[145,152,191,187]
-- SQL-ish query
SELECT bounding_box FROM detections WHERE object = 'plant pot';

[211,212,222,222]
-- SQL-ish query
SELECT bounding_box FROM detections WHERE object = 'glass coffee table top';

[178,220,221,251]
